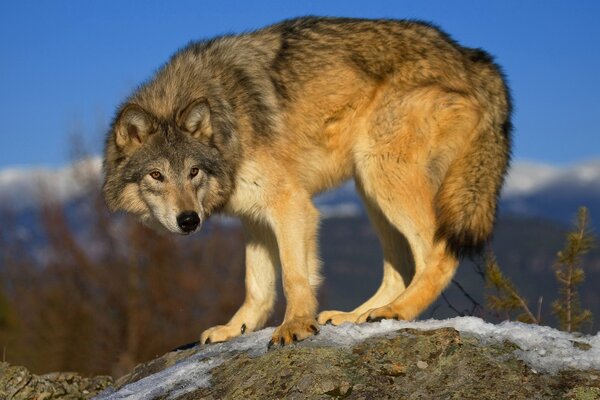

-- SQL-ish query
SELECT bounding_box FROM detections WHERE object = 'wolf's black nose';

[177,211,200,233]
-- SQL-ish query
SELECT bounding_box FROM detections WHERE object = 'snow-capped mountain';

[0,157,598,225]
[501,159,600,226]
[0,157,102,210]
[503,159,600,198]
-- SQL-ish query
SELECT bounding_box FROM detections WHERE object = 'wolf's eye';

[150,171,163,181]
[190,167,199,178]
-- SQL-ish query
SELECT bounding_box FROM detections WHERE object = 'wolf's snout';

[177,211,200,233]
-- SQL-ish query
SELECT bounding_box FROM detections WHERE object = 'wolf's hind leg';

[317,184,413,325]
[346,85,478,322]
[351,88,474,322]
[200,218,278,344]
[351,164,440,322]
[357,240,458,323]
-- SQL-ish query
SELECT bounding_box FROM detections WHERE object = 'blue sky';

[0,1,598,168]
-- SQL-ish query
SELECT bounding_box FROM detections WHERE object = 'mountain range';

[1,157,598,227]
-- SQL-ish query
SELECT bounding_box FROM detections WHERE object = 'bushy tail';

[434,62,512,258]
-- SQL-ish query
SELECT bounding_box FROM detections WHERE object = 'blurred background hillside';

[0,0,599,378]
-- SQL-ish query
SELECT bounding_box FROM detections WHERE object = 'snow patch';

[95,317,599,399]
[95,328,274,400]
[379,317,600,373]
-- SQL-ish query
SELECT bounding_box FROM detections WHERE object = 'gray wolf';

[103,16,512,346]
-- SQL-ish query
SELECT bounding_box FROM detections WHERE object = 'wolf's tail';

[434,51,512,258]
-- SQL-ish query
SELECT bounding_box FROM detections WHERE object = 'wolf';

[103,16,511,346]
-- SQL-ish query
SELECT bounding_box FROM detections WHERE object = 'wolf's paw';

[200,323,248,345]
[317,310,358,326]
[268,317,319,348]
[356,305,407,324]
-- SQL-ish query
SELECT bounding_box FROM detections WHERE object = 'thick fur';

[103,17,511,345]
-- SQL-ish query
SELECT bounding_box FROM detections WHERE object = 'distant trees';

[0,169,246,377]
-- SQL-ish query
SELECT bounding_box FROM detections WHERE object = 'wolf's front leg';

[200,219,278,344]
[268,196,321,347]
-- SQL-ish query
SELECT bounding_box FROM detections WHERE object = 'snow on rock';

[95,328,274,400]
[383,317,600,373]
[95,317,599,399]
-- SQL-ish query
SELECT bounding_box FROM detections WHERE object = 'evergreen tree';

[552,207,594,333]
[485,252,540,324]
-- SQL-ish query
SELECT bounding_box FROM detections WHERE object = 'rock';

[572,341,593,351]
[0,362,112,399]
[99,326,600,399]
[3,320,598,399]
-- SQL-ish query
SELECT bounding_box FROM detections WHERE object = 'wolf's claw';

[359,306,404,324]
[270,316,319,345]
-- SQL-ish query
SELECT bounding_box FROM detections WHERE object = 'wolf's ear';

[177,98,212,139]
[115,104,153,153]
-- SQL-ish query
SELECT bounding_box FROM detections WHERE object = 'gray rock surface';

[3,323,599,399]
[103,327,600,399]
[0,362,112,399]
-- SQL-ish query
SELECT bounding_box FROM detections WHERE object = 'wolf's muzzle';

[177,211,200,233]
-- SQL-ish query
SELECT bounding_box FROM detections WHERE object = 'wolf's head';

[103,97,238,235]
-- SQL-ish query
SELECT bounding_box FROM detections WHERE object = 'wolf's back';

[434,50,512,257]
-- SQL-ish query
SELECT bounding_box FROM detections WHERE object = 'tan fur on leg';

[268,192,321,345]
[317,183,413,325]
[357,242,458,322]
[200,219,278,344]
